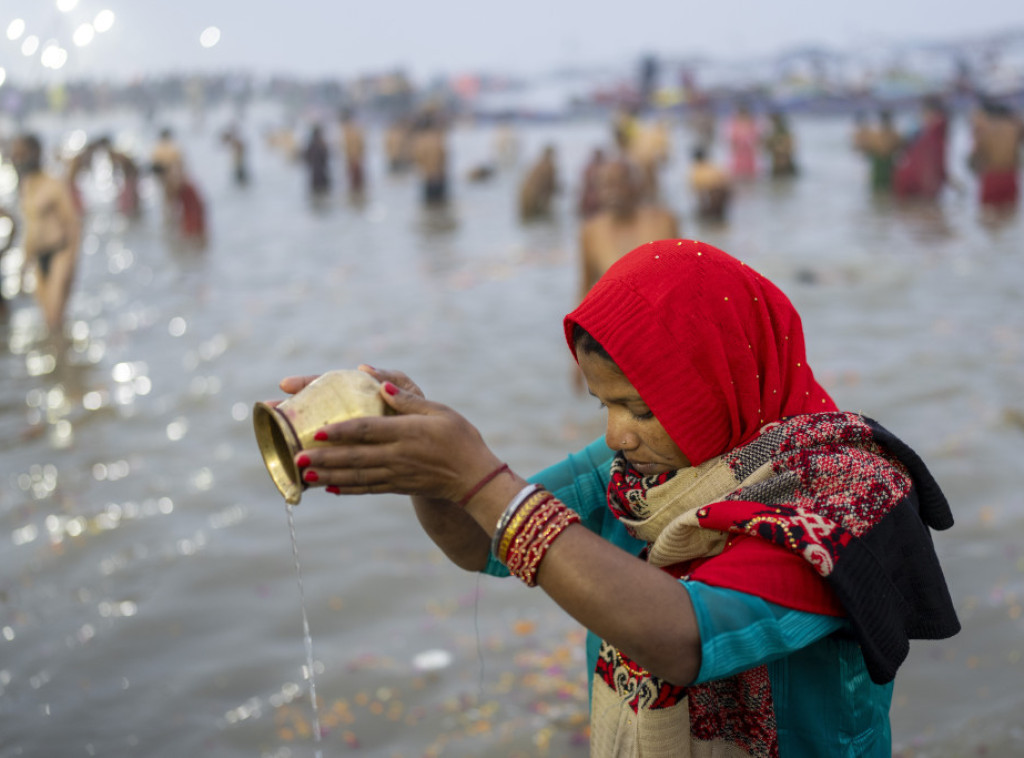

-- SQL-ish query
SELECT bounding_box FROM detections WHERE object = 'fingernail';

[383,381,399,396]
[314,430,328,442]
[326,485,341,495]
[304,470,319,483]
[296,454,311,467]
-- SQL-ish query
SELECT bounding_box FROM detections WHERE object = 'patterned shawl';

[564,241,958,756]
[589,411,959,758]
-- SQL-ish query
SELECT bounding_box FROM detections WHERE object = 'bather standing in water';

[968,98,1023,211]
[689,145,732,222]
[339,108,367,197]
[518,144,560,221]
[578,159,679,304]
[763,111,798,178]
[412,110,450,207]
[893,96,948,201]
[151,127,185,218]
[727,101,760,180]
[302,124,332,197]
[11,133,82,334]
[859,110,902,193]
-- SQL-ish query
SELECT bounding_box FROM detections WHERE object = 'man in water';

[518,144,559,221]
[628,118,671,201]
[221,126,250,186]
[339,108,366,197]
[969,98,1023,210]
[577,147,607,219]
[577,159,679,303]
[412,110,449,207]
[764,111,797,177]
[302,124,331,196]
[858,110,902,193]
[384,116,413,174]
[688,146,732,222]
[11,133,82,334]
[95,136,143,218]
[151,127,185,216]
[151,128,207,245]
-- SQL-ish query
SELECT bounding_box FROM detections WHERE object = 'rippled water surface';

[1,105,1023,757]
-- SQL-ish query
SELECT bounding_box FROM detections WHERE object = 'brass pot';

[253,370,388,504]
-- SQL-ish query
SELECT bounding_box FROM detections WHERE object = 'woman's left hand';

[287,367,505,504]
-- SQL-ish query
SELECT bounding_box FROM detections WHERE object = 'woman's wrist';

[461,472,529,535]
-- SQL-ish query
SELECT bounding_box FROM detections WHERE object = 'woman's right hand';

[291,368,507,505]
[278,364,425,401]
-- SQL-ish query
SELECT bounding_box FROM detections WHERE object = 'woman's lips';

[628,460,669,476]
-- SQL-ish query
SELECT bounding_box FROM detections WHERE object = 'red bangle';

[504,497,579,587]
[455,462,511,508]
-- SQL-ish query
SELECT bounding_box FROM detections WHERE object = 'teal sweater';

[483,438,893,756]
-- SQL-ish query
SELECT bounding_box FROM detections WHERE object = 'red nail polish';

[296,454,311,467]
[314,430,328,441]
[326,485,341,495]
[304,470,319,483]
[383,381,399,396]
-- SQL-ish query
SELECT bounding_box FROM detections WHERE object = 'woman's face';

[577,349,691,475]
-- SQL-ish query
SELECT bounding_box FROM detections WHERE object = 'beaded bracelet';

[490,483,543,560]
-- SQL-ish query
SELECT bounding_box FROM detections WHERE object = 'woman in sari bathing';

[281,239,959,756]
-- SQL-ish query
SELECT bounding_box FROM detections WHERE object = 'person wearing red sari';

[727,102,760,179]
[893,96,948,200]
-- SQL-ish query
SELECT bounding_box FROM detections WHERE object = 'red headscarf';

[565,239,836,465]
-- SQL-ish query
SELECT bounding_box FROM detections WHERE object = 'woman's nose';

[605,413,634,451]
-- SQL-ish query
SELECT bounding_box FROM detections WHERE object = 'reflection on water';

[1,106,1023,757]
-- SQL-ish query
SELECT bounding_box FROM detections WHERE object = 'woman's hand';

[289,367,504,504]
[278,364,424,400]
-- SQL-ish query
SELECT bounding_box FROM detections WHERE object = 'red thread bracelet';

[456,462,511,508]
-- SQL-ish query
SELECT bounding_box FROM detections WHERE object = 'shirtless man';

[577,147,607,219]
[151,128,207,244]
[689,146,732,222]
[384,117,413,174]
[518,144,559,220]
[339,108,367,196]
[969,98,1023,209]
[856,110,902,192]
[851,112,871,154]
[221,126,249,186]
[412,111,449,206]
[763,111,797,177]
[150,128,185,206]
[629,118,671,201]
[94,136,142,218]
[11,134,82,333]
[577,159,679,303]
[303,124,331,196]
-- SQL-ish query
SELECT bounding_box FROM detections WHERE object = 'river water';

[1,104,1022,757]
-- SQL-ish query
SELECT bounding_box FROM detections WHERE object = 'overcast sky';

[2,0,1022,84]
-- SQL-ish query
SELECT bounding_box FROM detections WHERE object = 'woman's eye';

[632,410,655,421]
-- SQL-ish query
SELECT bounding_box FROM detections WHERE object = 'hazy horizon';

[2,0,1023,85]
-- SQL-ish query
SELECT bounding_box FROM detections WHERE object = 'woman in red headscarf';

[280,240,959,756]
